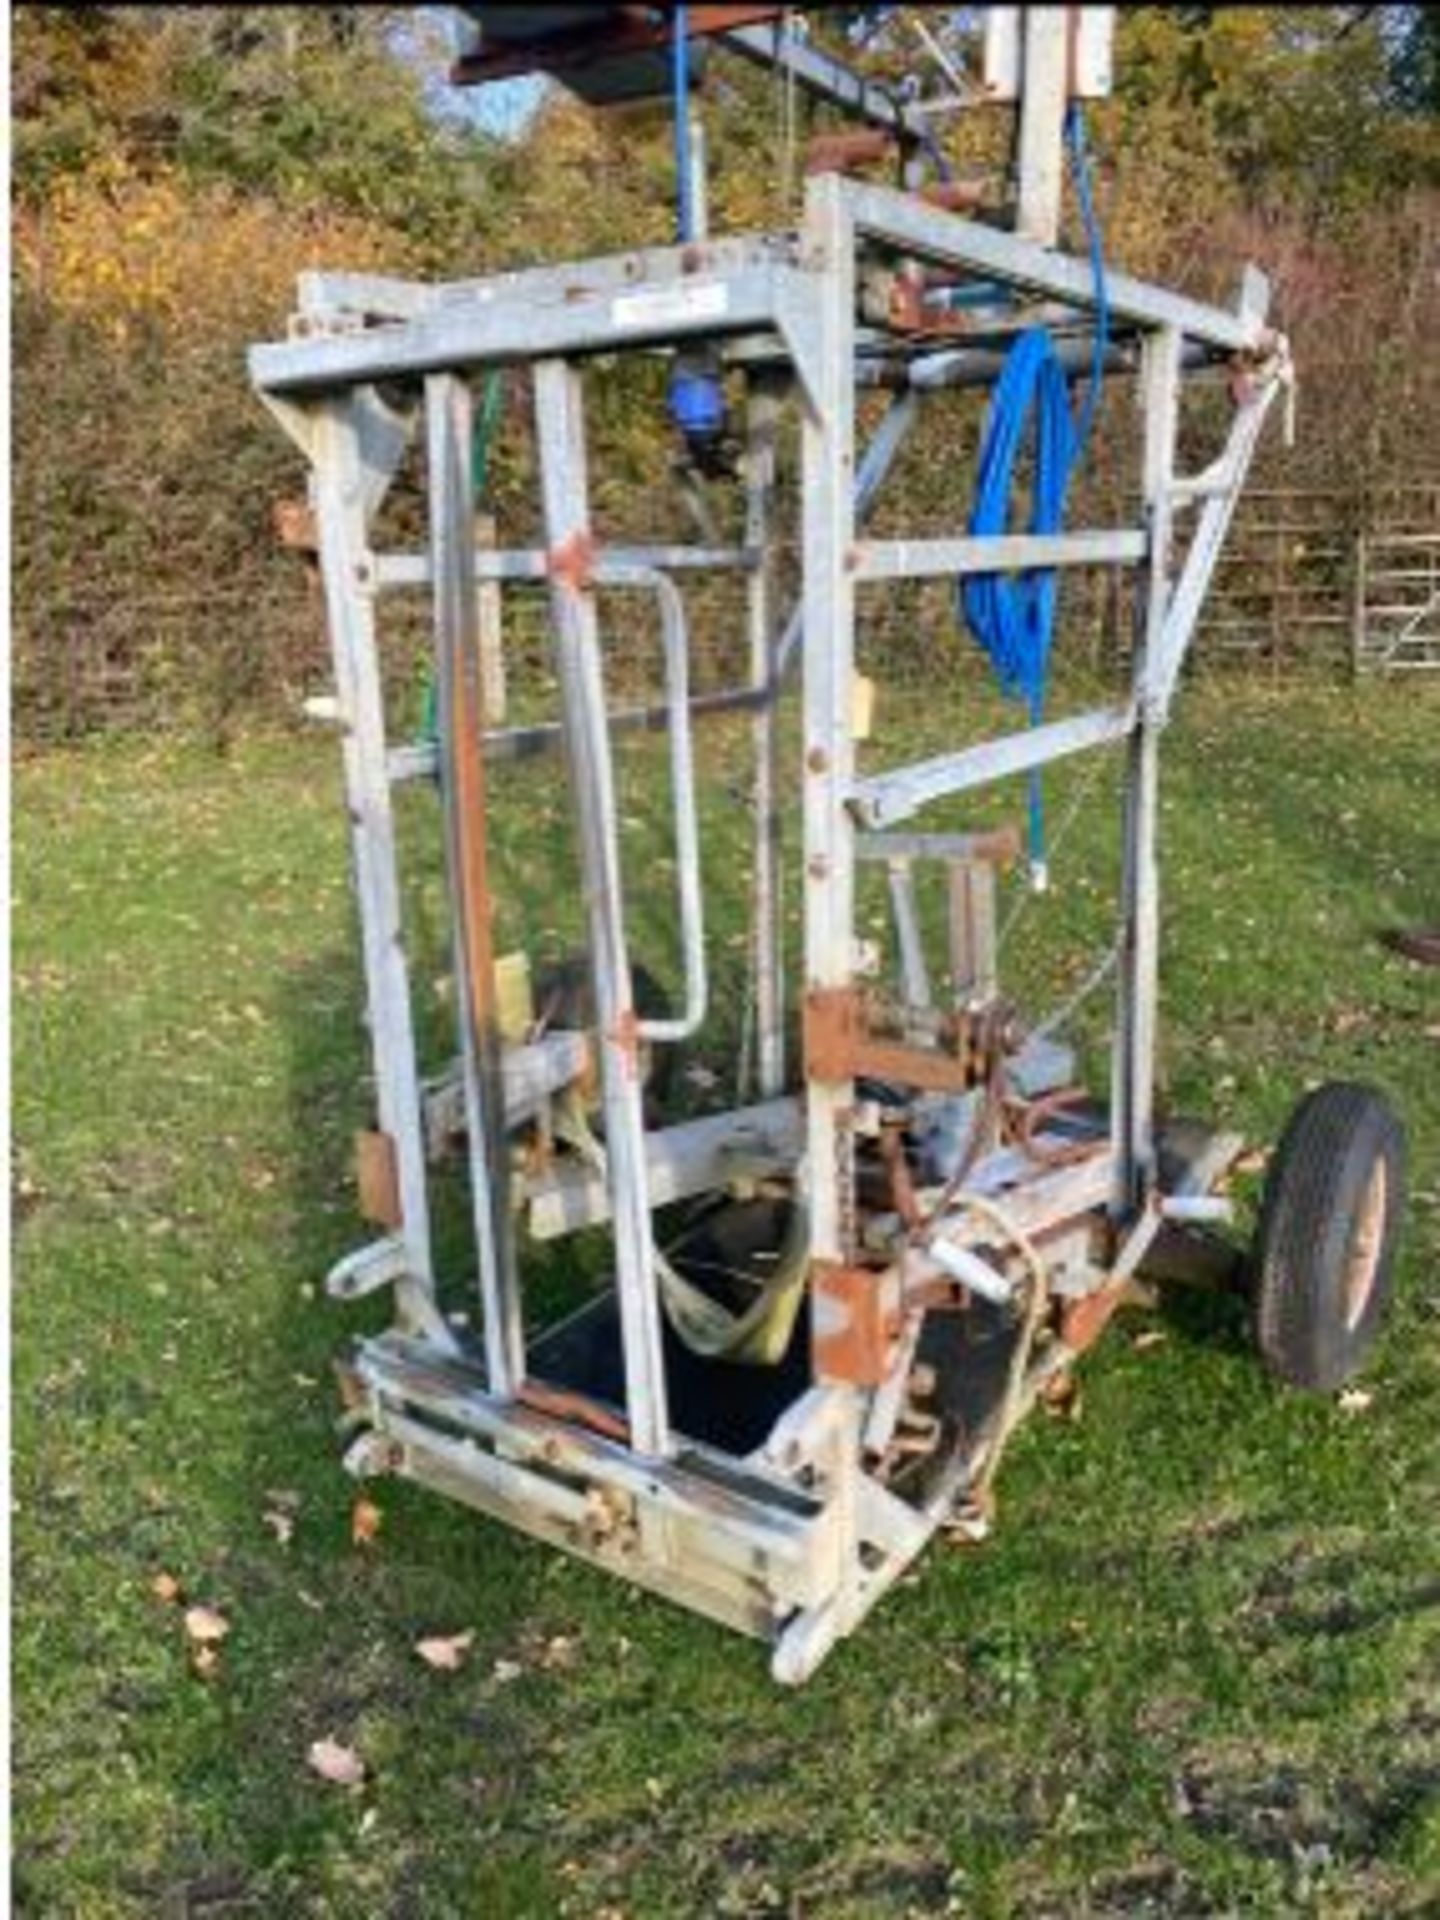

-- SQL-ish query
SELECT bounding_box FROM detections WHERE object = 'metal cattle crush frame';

[249,16,1312,1684]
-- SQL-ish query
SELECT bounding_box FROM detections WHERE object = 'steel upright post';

[800,172,859,1269]
[745,375,785,1099]
[532,357,671,1458]
[1113,326,1181,1215]
[797,175,865,1641]
[426,371,526,1397]
[309,396,451,1348]
[1015,8,1069,247]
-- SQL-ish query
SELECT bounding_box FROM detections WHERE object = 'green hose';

[472,365,504,498]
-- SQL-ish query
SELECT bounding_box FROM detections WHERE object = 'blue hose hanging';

[959,104,1109,883]
[671,2,695,246]
[667,4,732,475]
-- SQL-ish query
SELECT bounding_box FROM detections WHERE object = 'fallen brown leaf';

[1132,1329,1169,1353]
[415,1630,475,1672]
[1040,1371,1084,1422]
[191,1644,221,1681]
[351,1497,382,1547]
[183,1604,230,1645]
[150,1571,183,1605]
[491,1657,523,1684]
[307,1737,366,1788]
[262,1495,297,1547]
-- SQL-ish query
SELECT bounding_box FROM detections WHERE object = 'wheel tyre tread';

[1253,1081,1404,1391]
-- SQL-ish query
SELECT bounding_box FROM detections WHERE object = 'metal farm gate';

[1353,529,1440,673]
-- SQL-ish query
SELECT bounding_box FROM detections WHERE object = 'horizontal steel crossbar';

[373,544,756,589]
[251,265,806,394]
[841,180,1268,353]
[297,235,797,325]
[854,529,1147,581]
[850,705,1134,829]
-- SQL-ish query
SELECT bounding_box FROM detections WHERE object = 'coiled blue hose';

[959,328,1077,705]
[959,104,1109,878]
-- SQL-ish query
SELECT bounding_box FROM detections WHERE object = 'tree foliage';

[12,5,507,256]
[10,5,1439,740]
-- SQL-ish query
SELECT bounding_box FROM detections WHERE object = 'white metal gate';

[1353,530,1440,672]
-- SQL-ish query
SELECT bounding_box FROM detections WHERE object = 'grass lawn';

[13,678,1440,1918]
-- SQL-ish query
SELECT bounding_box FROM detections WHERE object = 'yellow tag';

[495,952,533,1044]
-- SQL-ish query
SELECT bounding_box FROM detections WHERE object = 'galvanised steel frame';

[251,175,1290,1683]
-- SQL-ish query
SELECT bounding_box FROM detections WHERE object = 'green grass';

[13,681,1440,1918]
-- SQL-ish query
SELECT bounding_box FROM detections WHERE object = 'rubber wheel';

[1252,1082,1405,1391]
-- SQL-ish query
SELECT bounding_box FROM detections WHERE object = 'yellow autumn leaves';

[14,152,416,345]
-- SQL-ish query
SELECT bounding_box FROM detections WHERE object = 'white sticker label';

[610,282,729,330]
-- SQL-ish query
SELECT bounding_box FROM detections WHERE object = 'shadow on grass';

[1151,1271,1255,1364]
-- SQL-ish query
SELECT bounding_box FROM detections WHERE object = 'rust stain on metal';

[448,529,504,1087]
[968,822,1024,867]
[608,1004,643,1080]
[547,528,597,593]
[355,1128,402,1229]
[805,127,894,176]
[812,1261,901,1386]
[804,986,1004,1093]
[452,4,793,87]
[804,985,861,1083]
[886,274,981,339]
[272,497,318,554]
[518,1378,631,1445]
[919,180,989,214]
[1009,1086,1109,1168]
[904,1273,970,1313]
[1060,1280,1128,1358]
[879,1123,922,1230]
[333,1356,368,1412]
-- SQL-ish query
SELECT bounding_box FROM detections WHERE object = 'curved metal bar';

[593,562,708,1043]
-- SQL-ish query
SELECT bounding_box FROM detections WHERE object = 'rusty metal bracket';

[812,1261,903,1386]
[546,528,597,593]
[804,985,1016,1095]
[517,1378,632,1445]
[273,497,319,555]
[1059,1275,1157,1358]
[805,128,895,177]
[355,1128,402,1229]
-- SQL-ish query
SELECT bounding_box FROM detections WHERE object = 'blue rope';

[959,103,1109,879]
